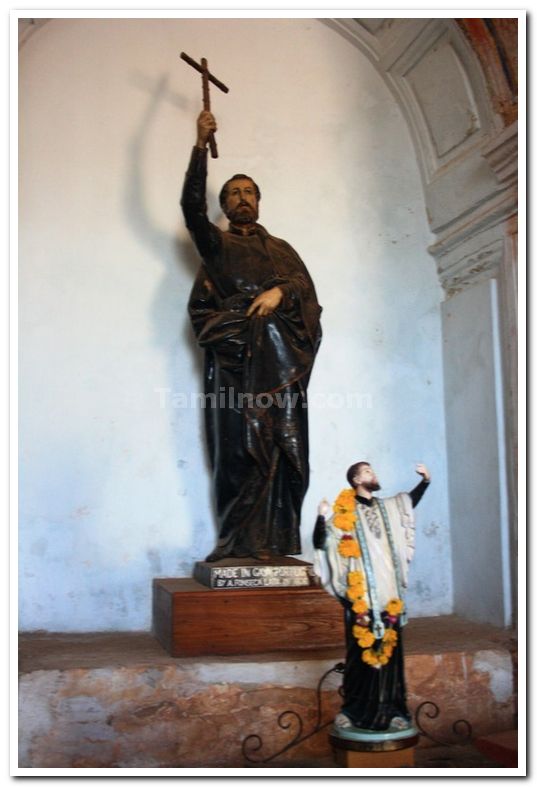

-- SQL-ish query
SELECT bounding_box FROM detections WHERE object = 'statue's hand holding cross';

[196,110,218,151]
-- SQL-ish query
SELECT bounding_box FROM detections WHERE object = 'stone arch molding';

[324,18,517,297]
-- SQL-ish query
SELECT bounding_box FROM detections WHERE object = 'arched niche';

[324,18,518,626]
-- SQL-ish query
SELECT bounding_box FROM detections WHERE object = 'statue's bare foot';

[389,716,411,731]
[334,713,353,729]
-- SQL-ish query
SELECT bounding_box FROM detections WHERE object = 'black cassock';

[181,148,322,561]
[341,603,411,730]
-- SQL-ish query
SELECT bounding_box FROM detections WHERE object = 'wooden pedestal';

[153,578,345,657]
[333,746,416,768]
[330,733,419,769]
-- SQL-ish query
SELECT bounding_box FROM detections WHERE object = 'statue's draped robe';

[181,148,322,560]
[317,493,416,730]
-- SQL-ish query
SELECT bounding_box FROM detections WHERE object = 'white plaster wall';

[19,18,452,631]
[443,279,511,626]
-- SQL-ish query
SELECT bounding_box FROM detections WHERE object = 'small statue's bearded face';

[355,465,381,492]
[223,178,259,225]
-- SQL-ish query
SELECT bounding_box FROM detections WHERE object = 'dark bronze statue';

[181,111,322,562]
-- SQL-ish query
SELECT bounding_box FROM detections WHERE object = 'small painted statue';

[314,461,430,738]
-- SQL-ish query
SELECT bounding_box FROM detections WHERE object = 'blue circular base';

[331,724,419,743]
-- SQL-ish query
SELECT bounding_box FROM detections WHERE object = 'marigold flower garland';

[332,488,404,669]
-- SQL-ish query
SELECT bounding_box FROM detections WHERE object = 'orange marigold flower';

[348,571,365,586]
[337,488,356,500]
[352,598,369,614]
[385,598,404,616]
[333,489,356,513]
[333,502,350,514]
[357,630,376,648]
[362,648,382,668]
[333,512,356,532]
[346,585,364,602]
[337,537,361,558]
[348,584,365,600]
[383,628,398,645]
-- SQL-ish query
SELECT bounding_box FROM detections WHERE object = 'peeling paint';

[412,580,433,601]
[70,506,91,519]
[197,658,338,689]
[473,650,513,704]
[423,521,440,537]
[19,641,514,767]
[146,550,162,574]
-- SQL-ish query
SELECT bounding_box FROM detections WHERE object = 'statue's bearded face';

[223,178,259,225]
[355,465,381,492]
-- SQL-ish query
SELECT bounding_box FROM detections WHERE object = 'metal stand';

[241,663,345,764]
[241,663,474,766]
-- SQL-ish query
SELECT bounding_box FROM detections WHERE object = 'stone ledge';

[18,615,517,768]
[19,614,516,673]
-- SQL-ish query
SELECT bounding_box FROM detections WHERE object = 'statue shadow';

[123,71,219,557]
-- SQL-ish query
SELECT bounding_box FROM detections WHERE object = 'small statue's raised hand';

[415,463,431,482]
[318,498,331,518]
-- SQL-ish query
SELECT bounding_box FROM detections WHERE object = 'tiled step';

[474,729,518,767]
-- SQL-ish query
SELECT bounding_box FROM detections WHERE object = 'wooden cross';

[180,51,229,158]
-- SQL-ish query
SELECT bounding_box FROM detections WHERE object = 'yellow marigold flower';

[346,585,364,602]
[348,571,365,586]
[362,646,392,668]
[349,584,365,599]
[352,625,369,639]
[337,537,361,559]
[383,628,398,645]
[333,502,349,514]
[386,598,404,616]
[333,513,356,532]
[357,630,376,648]
[352,598,369,614]
[362,649,383,668]
[383,645,394,659]
[333,489,356,513]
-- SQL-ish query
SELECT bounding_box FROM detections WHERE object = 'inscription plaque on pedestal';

[193,556,319,590]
